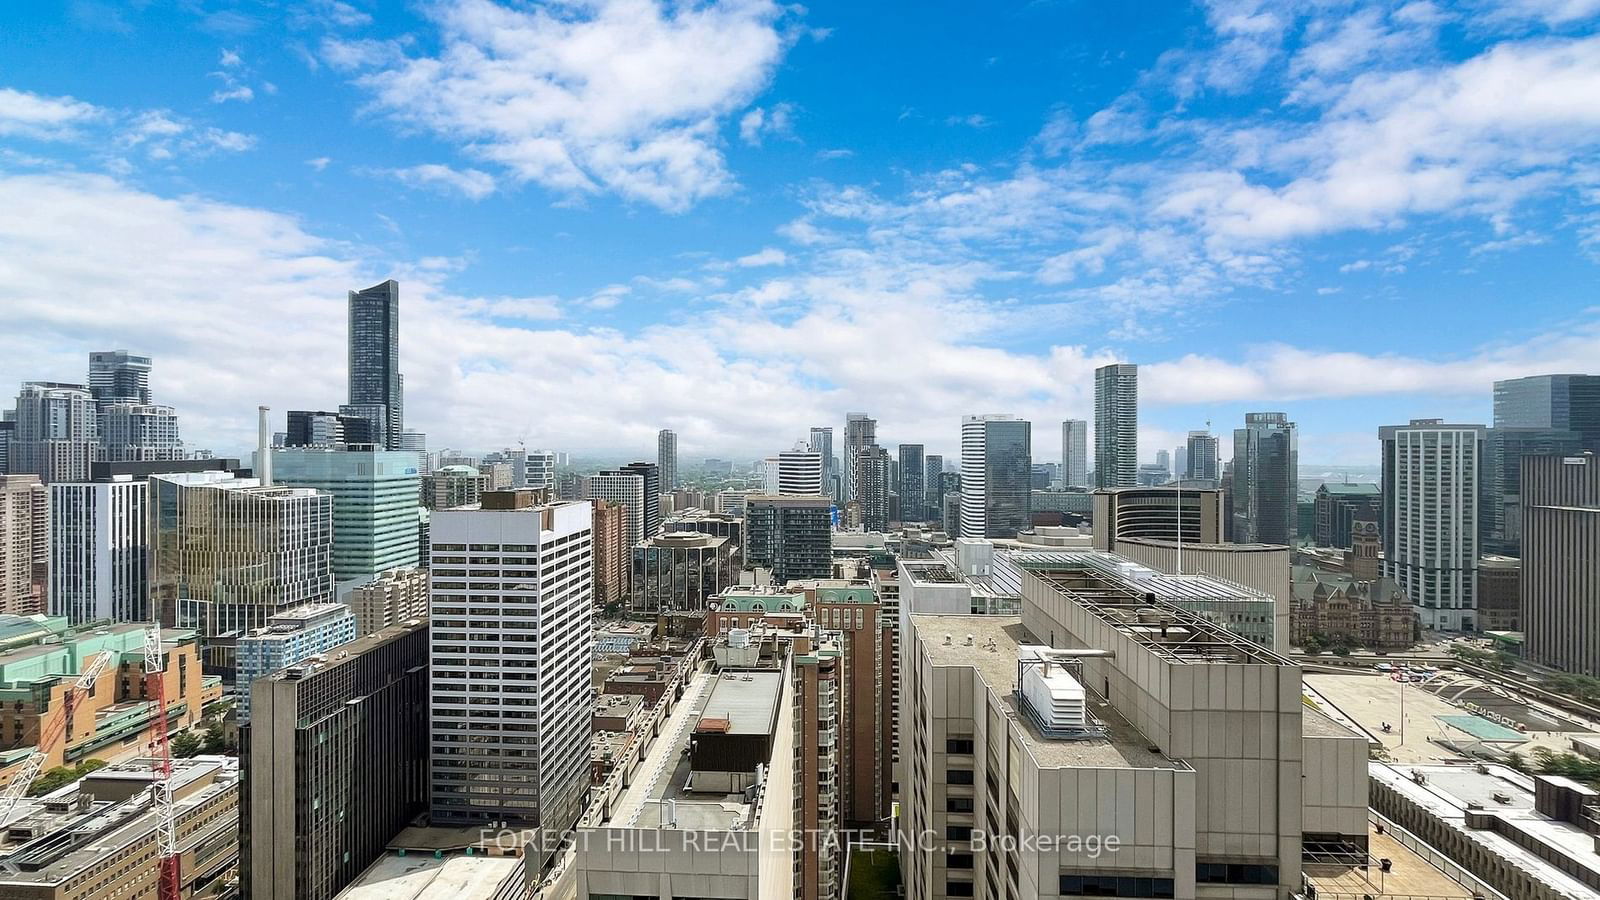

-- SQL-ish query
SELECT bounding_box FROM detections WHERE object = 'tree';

[200,721,229,755]
[171,731,202,759]
[27,758,108,797]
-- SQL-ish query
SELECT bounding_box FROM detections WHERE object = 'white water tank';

[728,628,751,648]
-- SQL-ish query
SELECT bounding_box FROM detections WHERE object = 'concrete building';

[1231,413,1298,545]
[244,618,430,900]
[1311,483,1381,549]
[855,446,892,532]
[1092,487,1224,550]
[1185,431,1219,482]
[1494,372,1600,452]
[48,477,149,624]
[809,426,838,500]
[346,566,429,636]
[525,449,556,492]
[98,402,183,462]
[898,555,1366,900]
[925,453,946,517]
[1523,452,1600,674]
[149,471,334,637]
[1,474,47,616]
[593,499,629,609]
[742,494,832,585]
[1380,420,1486,631]
[0,756,239,900]
[421,463,489,510]
[658,428,679,491]
[1478,554,1522,632]
[621,461,662,538]
[665,507,743,543]
[899,443,926,523]
[347,279,405,450]
[428,493,592,868]
[1111,537,1291,652]
[583,469,646,550]
[631,531,736,613]
[1093,363,1138,489]
[1061,420,1088,489]
[776,448,825,495]
[8,382,97,484]
[270,447,422,596]
[961,415,1032,540]
[235,602,357,723]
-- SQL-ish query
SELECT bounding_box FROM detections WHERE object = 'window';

[945,881,974,897]
[947,769,974,785]
[946,825,972,841]
[945,797,974,813]
[947,853,974,869]
[1060,874,1176,897]
[946,737,974,754]
[1195,863,1278,885]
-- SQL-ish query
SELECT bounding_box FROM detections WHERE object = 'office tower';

[1230,412,1298,544]
[855,446,892,532]
[897,443,925,522]
[1482,427,1584,554]
[421,464,488,510]
[960,414,1032,539]
[0,419,13,475]
[844,412,876,501]
[48,477,148,623]
[484,447,527,488]
[1093,363,1138,488]
[657,428,679,491]
[1523,453,1600,674]
[621,461,662,537]
[9,382,97,483]
[592,499,628,608]
[244,618,429,899]
[86,350,152,407]
[477,461,513,490]
[1186,430,1219,480]
[777,448,825,494]
[526,448,556,490]
[0,474,46,615]
[272,447,421,594]
[347,279,404,450]
[1494,373,1600,451]
[346,566,429,636]
[924,454,945,518]
[398,430,426,452]
[1380,420,1486,631]
[1060,419,1088,488]
[235,602,357,724]
[809,426,837,499]
[97,402,183,462]
[631,532,735,613]
[149,471,334,636]
[336,402,388,449]
[1173,445,1187,482]
[743,494,832,583]
[428,493,593,866]
[286,409,356,447]
[1155,448,1171,473]
[1092,486,1225,550]
[1312,483,1382,548]
[583,470,646,550]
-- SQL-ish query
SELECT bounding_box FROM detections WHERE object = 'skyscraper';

[1231,412,1298,544]
[620,460,661,537]
[1060,419,1088,488]
[855,446,892,532]
[777,448,825,494]
[428,493,593,866]
[897,443,925,522]
[582,470,646,550]
[1494,373,1600,451]
[1186,430,1219,481]
[98,402,183,462]
[9,382,97,483]
[48,478,149,623]
[272,447,422,594]
[347,279,404,450]
[809,426,837,499]
[924,454,944,519]
[742,494,832,582]
[1482,427,1583,554]
[1380,420,1485,631]
[844,413,876,501]
[1093,364,1137,489]
[960,415,1032,539]
[1522,453,1600,674]
[525,448,556,491]
[86,350,152,408]
[657,428,679,491]
[0,475,46,616]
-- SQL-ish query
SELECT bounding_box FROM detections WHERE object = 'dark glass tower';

[1493,374,1600,453]
[621,461,661,537]
[897,443,925,522]
[348,280,404,450]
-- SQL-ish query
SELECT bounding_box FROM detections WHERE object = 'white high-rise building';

[48,477,149,624]
[525,449,556,491]
[960,414,1032,539]
[1060,419,1087,488]
[657,429,679,491]
[776,448,824,494]
[581,470,645,549]
[98,403,184,462]
[9,382,98,484]
[1094,363,1138,489]
[428,493,593,867]
[1380,419,1486,631]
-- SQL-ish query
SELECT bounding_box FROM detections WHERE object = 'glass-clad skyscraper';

[1094,364,1137,488]
[960,414,1032,539]
[347,279,404,450]
[270,447,422,594]
[1493,373,1600,452]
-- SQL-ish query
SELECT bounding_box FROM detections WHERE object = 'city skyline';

[2,2,1598,464]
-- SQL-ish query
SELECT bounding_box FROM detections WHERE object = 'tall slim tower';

[897,444,925,522]
[1060,420,1088,488]
[1380,420,1485,631]
[960,415,1032,539]
[657,429,679,491]
[844,413,876,502]
[87,351,152,408]
[1093,364,1137,489]
[347,279,404,450]
[1186,430,1219,481]
[808,427,837,499]
[1231,413,1298,544]
[924,454,945,518]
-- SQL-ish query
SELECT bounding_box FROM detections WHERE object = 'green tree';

[200,721,228,755]
[171,731,203,759]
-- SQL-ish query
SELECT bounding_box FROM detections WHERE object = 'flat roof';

[337,853,523,900]
[911,615,1180,771]
[699,670,782,736]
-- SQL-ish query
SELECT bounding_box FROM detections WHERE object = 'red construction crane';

[143,624,182,900]
[0,649,115,823]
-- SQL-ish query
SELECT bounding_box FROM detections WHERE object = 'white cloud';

[739,102,796,146]
[306,156,332,171]
[0,87,103,140]
[945,113,993,128]
[736,247,788,267]
[120,110,256,158]
[332,0,796,212]
[815,148,853,160]
[211,84,255,103]
[385,163,496,200]
[219,49,243,68]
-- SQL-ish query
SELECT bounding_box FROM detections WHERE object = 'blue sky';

[2,0,1598,465]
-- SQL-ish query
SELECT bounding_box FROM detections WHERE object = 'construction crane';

[0,649,115,824]
[143,623,182,900]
